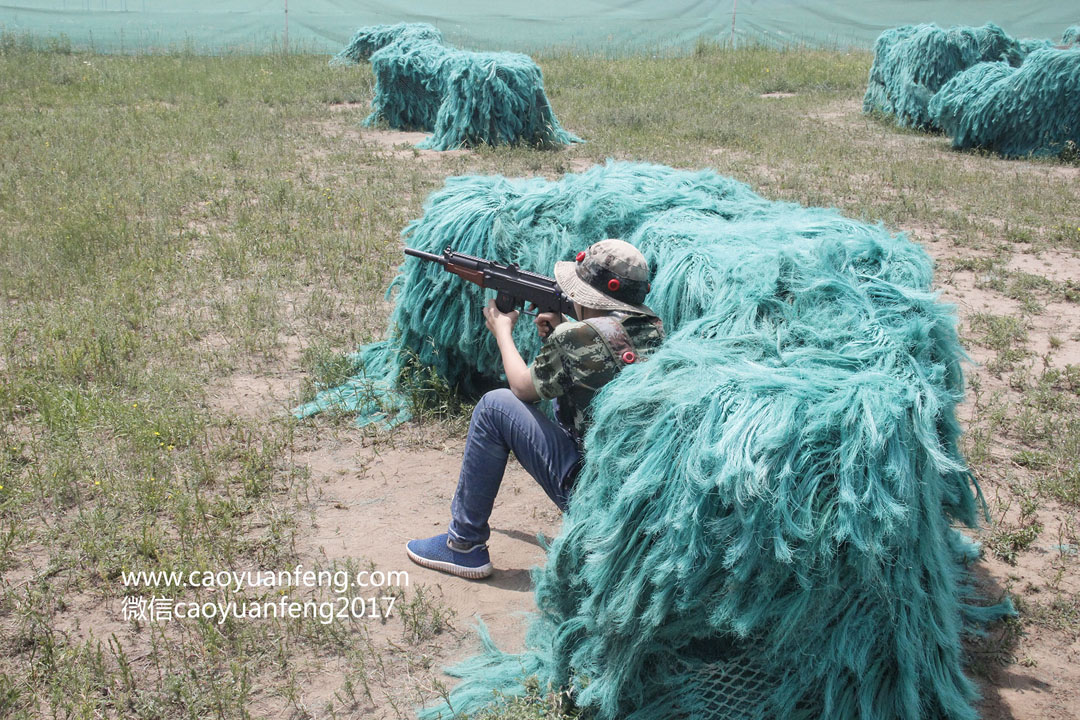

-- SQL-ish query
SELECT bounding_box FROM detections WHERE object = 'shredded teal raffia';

[292,341,412,429]
[294,161,1013,719]
[862,23,1028,129]
[330,22,582,150]
[330,23,444,66]
[928,47,1080,157]
[865,22,1080,158]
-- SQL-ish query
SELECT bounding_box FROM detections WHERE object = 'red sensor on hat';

[608,278,620,292]
[576,251,586,262]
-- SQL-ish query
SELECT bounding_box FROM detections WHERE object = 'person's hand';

[533,307,564,339]
[483,299,519,337]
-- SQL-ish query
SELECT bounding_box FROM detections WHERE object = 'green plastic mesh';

[680,658,777,719]
[928,47,1080,158]
[3,2,1079,54]
[295,161,1013,719]
[330,23,582,150]
[624,652,783,720]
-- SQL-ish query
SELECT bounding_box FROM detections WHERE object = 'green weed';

[397,585,456,644]
[967,313,1029,374]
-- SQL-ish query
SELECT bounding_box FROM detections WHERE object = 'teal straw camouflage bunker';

[928,45,1080,158]
[862,23,1030,129]
[297,161,1011,719]
[864,22,1080,158]
[332,23,582,151]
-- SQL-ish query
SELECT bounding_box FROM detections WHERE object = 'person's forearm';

[494,328,539,402]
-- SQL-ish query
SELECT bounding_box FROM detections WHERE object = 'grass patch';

[966,313,1030,375]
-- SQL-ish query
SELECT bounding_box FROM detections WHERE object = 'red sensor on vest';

[622,350,636,364]
[608,278,620,291]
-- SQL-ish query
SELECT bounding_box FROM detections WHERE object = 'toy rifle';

[404,247,578,320]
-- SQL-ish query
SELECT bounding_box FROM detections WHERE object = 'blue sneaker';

[406,533,493,579]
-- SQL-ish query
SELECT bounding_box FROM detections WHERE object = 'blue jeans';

[448,389,580,547]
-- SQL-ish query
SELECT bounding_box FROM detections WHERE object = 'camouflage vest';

[530,312,665,444]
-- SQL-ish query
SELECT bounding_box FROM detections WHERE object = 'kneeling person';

[406,239,664,579]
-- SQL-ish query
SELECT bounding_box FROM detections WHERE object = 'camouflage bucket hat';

[554,239,656,316]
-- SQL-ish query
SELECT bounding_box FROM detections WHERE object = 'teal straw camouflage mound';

[925,61,1015,144]
[863,23,1026,128]
[417,51,582,150]
[515,320,998,720]
[331,23,443,65]
[331,22,581,149]
[365,39,454,133]
[296,161,1009,719]
[928,47,1080,157]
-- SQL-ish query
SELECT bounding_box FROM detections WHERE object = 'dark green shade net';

[331,23,582,151]
[294,161,1011,719]
[864,22,1080,157]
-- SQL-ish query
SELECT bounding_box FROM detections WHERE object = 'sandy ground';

[291,431,562,656]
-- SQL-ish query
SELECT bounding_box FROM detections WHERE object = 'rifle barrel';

[403,247,446,264]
